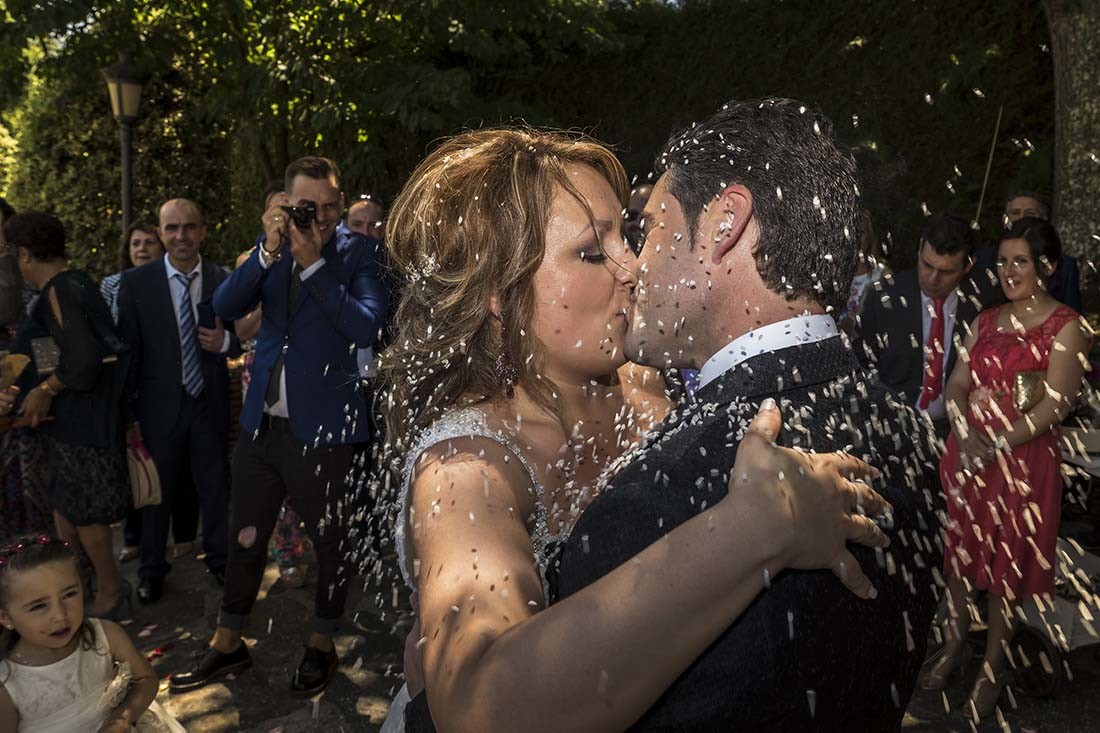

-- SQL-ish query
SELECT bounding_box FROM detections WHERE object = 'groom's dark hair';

[655,98,862,313]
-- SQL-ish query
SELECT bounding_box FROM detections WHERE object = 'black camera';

[281,201,317,230]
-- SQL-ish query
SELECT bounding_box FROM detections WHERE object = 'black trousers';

[139,393,230,579]
[123,460,199,546]
[219,415,357,635]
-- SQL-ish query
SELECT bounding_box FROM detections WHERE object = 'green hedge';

[0,0,1053,278]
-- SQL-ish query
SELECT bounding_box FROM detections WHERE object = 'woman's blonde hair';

[379,127,628,450]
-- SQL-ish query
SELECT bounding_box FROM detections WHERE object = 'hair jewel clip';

[0,535,67,566]
[409,254,439,285]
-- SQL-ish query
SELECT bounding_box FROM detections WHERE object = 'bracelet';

[259,232,284,262]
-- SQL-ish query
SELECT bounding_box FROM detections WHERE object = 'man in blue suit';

[170,157,389,697]
[116,198,235,604]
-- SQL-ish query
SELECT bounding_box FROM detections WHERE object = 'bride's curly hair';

[379,127,628,452]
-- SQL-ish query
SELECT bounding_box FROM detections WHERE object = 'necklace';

[9,640,74,666]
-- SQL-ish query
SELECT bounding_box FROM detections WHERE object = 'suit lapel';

[200,260,219,300]
[262,250,293,325]
[947,286,980,378]
[150,259,182,363]
[288,234,339,320]
[904,273,924,360]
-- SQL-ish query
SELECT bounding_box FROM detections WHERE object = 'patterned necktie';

[919,297,946,409]
[174,272,205,397]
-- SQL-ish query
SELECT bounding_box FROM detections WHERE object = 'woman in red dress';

[925,217,1092,719]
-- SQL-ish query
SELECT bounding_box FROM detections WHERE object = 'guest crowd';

[0,99,1096,731]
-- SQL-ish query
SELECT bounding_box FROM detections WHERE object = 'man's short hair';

[655,98,862,313]
[158,198,205,225]
[285,156,341,192]
[3,211,66,260]
[921,212,975,258]
[349,194,384,214]
[1003,191,1050,220]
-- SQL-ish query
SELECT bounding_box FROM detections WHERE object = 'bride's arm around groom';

[409,401,889,732]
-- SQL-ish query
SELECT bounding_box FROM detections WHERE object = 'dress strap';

[1043,304,1083,337]
[395,408,550,593]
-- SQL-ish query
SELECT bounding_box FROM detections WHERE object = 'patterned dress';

[940,304,1086,598]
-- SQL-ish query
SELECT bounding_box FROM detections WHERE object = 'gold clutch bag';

[1013,370,1047,413]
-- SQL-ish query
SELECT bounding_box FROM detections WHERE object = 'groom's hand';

[731,399,891,600]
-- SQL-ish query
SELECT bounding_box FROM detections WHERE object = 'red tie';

[919,297,946,409]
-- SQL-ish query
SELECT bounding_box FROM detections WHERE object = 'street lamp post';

[100,52,149,234]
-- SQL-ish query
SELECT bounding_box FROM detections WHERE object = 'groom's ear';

[709,184,753,266]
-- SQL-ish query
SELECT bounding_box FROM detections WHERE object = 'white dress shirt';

[697,314,839,391]
[918,290,958,421]
[164,255,229,387]
[257,248,325,417]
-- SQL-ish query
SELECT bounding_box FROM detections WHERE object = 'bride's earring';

[494,319,518,399]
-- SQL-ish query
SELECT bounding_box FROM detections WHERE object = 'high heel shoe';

[919,643,973,691]
[88,580,134,622]
[967,670,1007,721]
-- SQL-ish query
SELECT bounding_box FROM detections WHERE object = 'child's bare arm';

[98,620,159,731]
[0,685,19,731]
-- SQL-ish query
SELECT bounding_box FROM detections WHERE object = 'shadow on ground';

[118,530,1100,732]
[116,535,402,733]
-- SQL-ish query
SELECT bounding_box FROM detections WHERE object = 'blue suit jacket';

[213,230,388,446]
[117,258,237,440]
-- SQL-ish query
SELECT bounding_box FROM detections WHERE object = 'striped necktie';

[174,272,205,397]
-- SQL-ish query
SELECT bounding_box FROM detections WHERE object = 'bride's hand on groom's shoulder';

[728,399,892,600]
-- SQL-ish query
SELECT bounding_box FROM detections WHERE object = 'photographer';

[172,157,388,697]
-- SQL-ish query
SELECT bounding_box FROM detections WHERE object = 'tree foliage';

[0,0,1055,278]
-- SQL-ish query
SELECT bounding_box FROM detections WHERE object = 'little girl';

[0,535,184,732]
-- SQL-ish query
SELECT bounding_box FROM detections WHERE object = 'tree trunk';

[1043,0,1100,279]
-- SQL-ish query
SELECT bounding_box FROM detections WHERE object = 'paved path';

[123,538,1099,732]
[119,542,402,732]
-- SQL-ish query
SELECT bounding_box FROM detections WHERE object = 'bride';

[376,128,890,732]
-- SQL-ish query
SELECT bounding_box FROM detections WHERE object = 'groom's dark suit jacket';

[556,336,944,732]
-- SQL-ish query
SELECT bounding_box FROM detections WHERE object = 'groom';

[556,99,944,730]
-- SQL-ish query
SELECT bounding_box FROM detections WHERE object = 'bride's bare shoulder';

[408,431,538,513]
